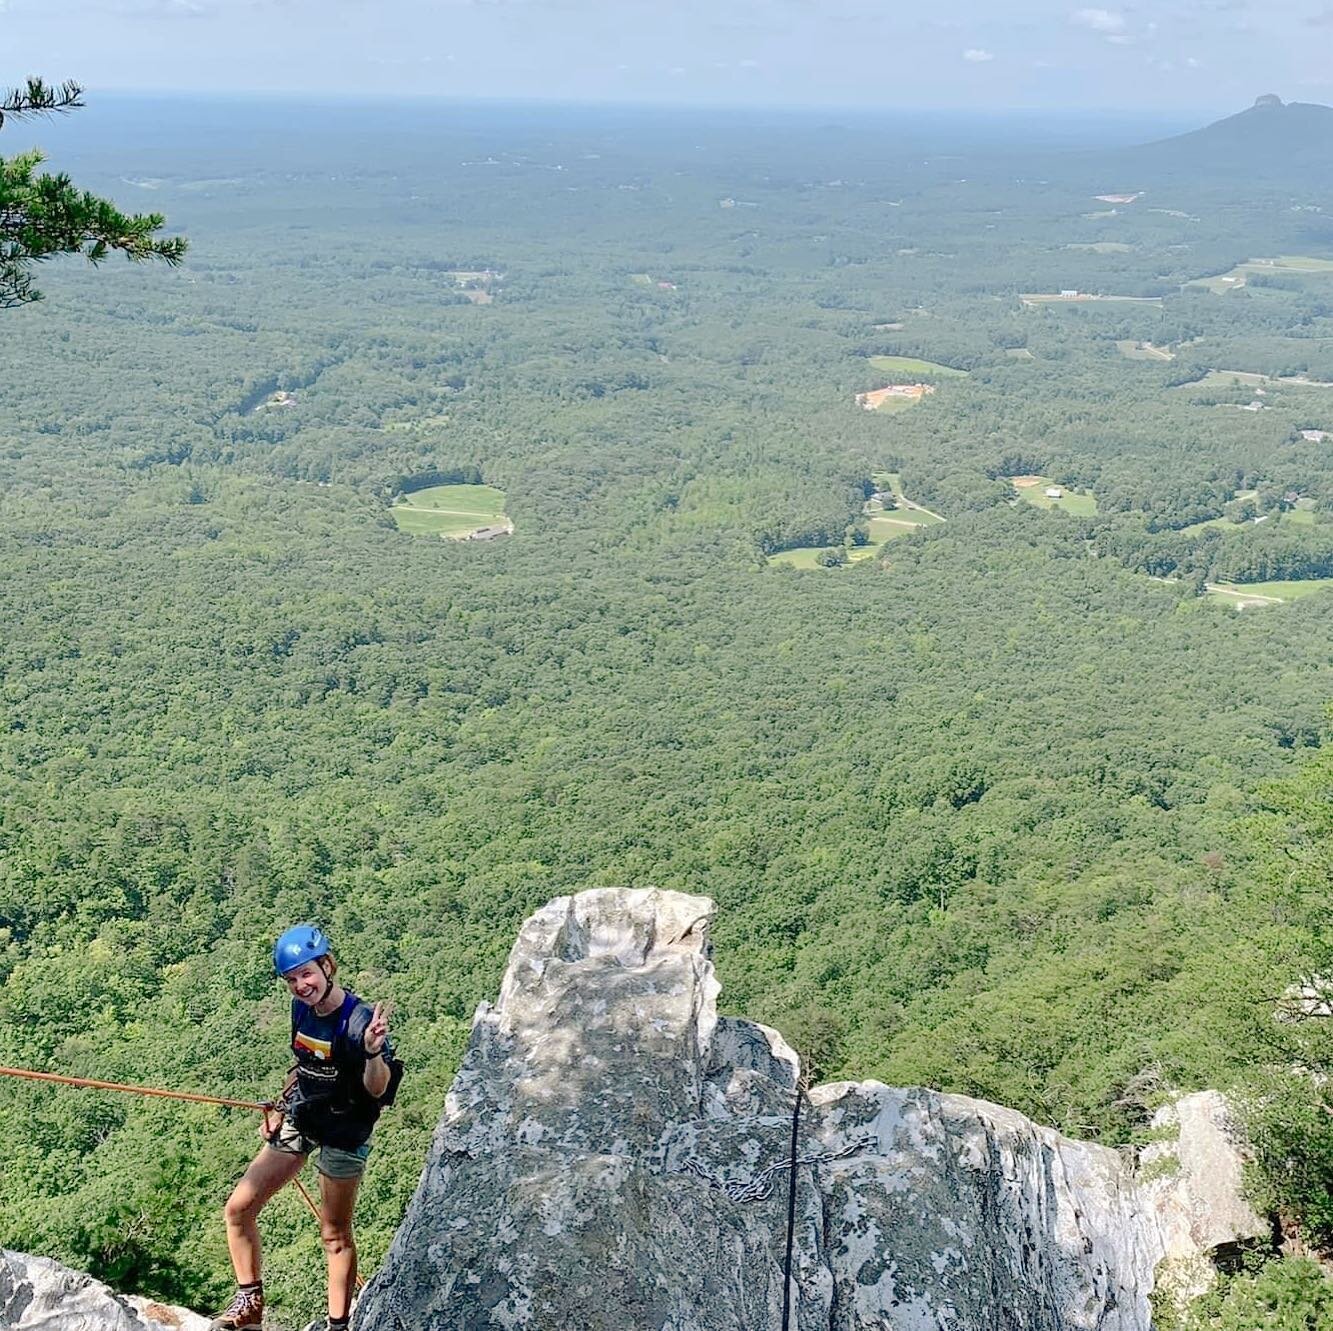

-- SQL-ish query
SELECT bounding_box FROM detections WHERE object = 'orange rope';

[0,1064,272,1111]
[0,1064,369,1295]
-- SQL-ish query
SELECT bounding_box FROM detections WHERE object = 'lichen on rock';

[352,888,1264,1330]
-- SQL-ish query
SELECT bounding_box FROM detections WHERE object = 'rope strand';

[0,1063,365,1291]
[0,1064,272,1111]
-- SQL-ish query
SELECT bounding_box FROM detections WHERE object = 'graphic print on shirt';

[293,1029,334,1062]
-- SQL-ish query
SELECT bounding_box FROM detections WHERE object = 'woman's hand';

[364,1002,390,1057]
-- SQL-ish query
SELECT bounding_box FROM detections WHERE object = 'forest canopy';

[1,96,1332,1324]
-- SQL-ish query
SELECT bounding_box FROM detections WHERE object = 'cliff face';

[354,888,1259,1331]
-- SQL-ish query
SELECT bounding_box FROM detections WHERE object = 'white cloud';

[962,47,995,61]
[1071,7,1126,32]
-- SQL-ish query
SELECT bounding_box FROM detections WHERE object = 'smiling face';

[283,957,331,1005]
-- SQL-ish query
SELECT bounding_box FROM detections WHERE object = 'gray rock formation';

[0,1249,207,1331]
[353,888,1261,1331]
[1139,1091,1268,1303]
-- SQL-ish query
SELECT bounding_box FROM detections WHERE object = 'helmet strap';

[312,957,336,1011]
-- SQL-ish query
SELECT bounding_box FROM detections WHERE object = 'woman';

[210,925,401,1331]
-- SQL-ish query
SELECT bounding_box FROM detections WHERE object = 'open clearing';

[1180,369,1333,393]
[391,483,511,539]
[1067,242,1134,253]
[1021,292,1163,307]
[770,472,944,568]
[857,384,937,412]
[866,355,967,378]
[1189,255,1333,293]
[1010,475,1099,516]
[1208,578,1333,609]
[1117,340,1174,361]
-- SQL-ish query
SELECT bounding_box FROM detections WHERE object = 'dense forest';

[2,97,1333,1324]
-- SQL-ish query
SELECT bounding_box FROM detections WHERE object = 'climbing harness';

[674,1129,878,1204]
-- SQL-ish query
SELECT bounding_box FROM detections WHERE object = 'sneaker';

[209,1287,264,1330]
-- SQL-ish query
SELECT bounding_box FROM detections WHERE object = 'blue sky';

[4,0,1331,112]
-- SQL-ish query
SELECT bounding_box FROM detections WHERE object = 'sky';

[3,0,1331,113]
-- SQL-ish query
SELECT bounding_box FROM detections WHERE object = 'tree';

[1,78,186,308]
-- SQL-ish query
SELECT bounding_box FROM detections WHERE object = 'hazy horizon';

[5,0,1331,114]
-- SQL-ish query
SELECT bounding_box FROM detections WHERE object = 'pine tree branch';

[0,79,84,131]
[0,77,184,305]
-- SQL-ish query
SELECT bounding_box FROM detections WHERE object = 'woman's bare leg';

[318,1171,362,1321]
[223,1146,309,1284]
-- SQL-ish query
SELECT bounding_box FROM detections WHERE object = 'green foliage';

[1173,1257,1333,1330]
[0,78,186,307]
[0,98,1330,1321]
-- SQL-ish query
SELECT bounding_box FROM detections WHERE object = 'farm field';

[866,354,966,378]
[1188,255,1333,293]
[1020,292,1163,306]
[391,483,510,538]
[1010,475,1099,515]
[1208,577,1333,608]
[1181,369,1333,393]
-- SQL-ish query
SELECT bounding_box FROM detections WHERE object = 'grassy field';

[1012,476,1099,516]
[1208,577,1333,608]
[1183,502,1317,537]
[1180,370,1333,393]
[1116,340,1174,361]
[866,355,966,378]
[1189,255,1333,294]
[391,483,509,538]
[770,483,944,568]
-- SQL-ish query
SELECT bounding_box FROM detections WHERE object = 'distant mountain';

[1131,96,1333,174]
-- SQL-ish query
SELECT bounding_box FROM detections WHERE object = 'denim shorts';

[267,1115,371,1180]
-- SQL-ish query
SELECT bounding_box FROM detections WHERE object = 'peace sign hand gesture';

[364,1002,391,1057]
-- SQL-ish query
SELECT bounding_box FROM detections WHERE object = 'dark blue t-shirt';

[288,991,397,1148]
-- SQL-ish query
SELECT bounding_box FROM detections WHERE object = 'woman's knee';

[224,1187,259,1228]
[320,1222,354,1256]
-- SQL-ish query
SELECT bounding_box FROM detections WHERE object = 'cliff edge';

[353,887,1264,1330]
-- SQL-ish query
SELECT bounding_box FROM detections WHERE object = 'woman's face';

[284,959,329,1004]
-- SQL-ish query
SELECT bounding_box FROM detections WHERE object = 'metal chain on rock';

[674,1133,878,1204]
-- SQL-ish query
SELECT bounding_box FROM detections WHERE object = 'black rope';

[781,1077,802,1331]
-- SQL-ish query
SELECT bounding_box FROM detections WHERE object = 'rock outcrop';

[354,887,1266,1330]
[1139,1092,1269,1303]
[0,1249,207,1331]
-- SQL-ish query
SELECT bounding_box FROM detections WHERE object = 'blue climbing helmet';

[273,923,332,977]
